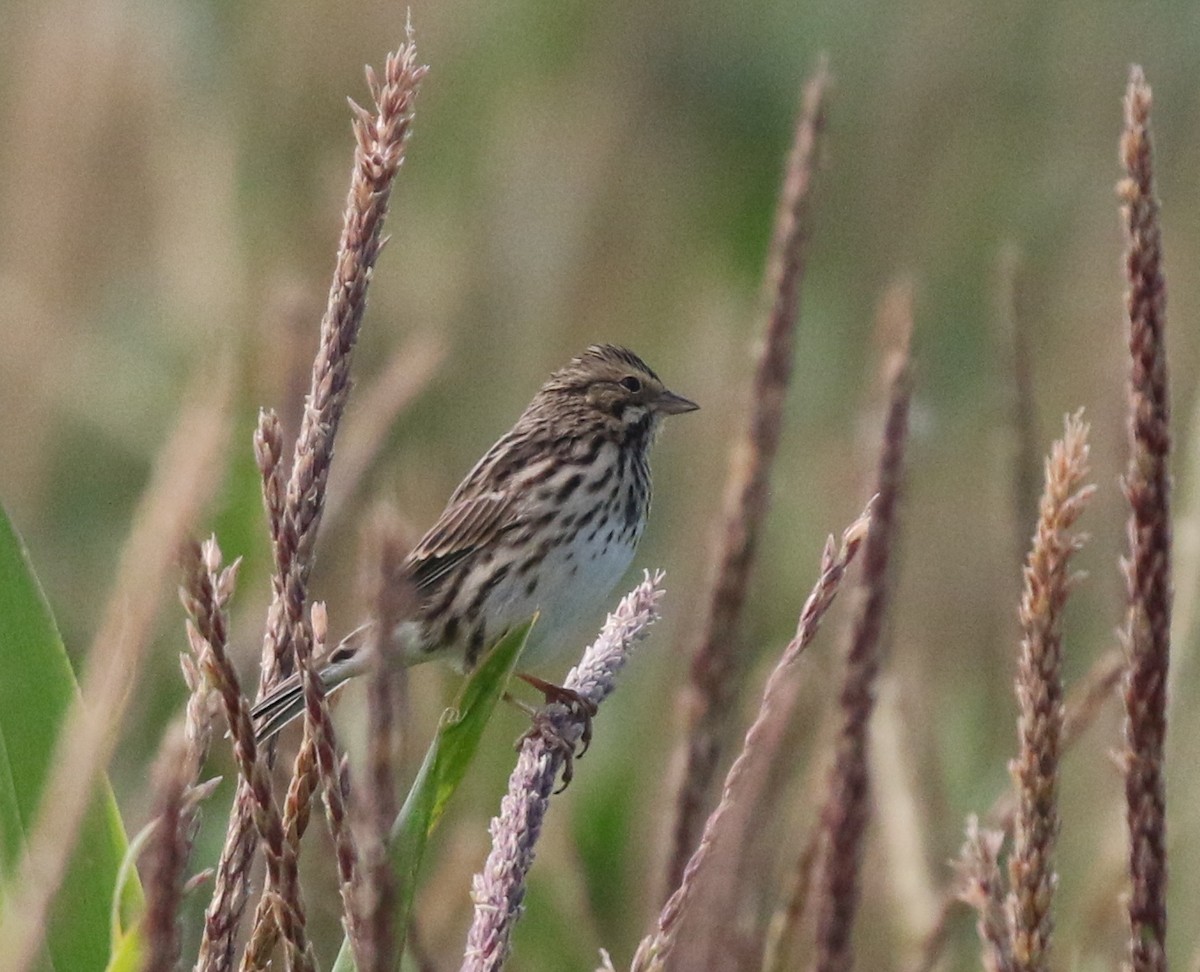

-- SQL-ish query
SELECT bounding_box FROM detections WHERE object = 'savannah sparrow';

[253,344,697,743]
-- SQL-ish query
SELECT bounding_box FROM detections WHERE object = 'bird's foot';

[511,673,598,792]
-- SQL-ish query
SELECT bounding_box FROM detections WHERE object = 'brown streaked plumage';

[253,344,697,741]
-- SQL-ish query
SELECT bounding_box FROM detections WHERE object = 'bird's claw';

[516,714,578,793]
[514,673,597,791]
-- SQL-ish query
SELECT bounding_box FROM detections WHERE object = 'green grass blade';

[101,923,143,972]
[331,617,533,972]
[0,505,143,972]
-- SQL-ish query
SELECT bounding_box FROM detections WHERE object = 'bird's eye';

[619,376,642,393]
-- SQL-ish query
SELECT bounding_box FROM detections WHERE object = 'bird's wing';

[406,490,519,593]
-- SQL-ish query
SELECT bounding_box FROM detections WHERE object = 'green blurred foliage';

[1,0,1199,968]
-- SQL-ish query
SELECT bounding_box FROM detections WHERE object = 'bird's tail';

[251,622,374,743]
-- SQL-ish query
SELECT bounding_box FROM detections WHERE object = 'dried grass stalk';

[1006,413,1095,972]
[902,648,1125,972]
[1118,64,1171,972]
[461,573,665,972]
[237,735,328,970]
[810,325,911,972]
[356,518,416,972]
[238,743,320,970]
[144,540,233,972]
[257,409,288,594]
[956,818,1014,972]
[141,727,196,972]
[633,506,871,972]
[0,370,230,972]
[194,600,315,972]
[238,411,317,972]
[186,536,312,972]
[241,504,364,971]
[203,38,426,971]
[663,509,874,969]
[664,59,831,897]
[302,604,361,945]
[271,36,427,675]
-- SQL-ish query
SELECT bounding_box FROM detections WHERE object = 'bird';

[251,343,697,747]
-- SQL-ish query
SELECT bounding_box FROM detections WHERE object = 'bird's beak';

[654,388,700,415]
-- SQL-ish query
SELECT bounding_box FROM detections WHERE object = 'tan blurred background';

[2,0,1199,969]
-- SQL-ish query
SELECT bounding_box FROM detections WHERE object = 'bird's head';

[540,344,699,436]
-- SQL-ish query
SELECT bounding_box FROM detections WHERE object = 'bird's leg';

[506,674,598,791]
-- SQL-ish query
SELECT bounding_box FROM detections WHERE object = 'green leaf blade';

[0,505,143,972]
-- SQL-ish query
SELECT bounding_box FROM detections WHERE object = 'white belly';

[494,521,637,669]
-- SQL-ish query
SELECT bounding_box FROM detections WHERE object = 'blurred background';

[2,0,1199,969]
